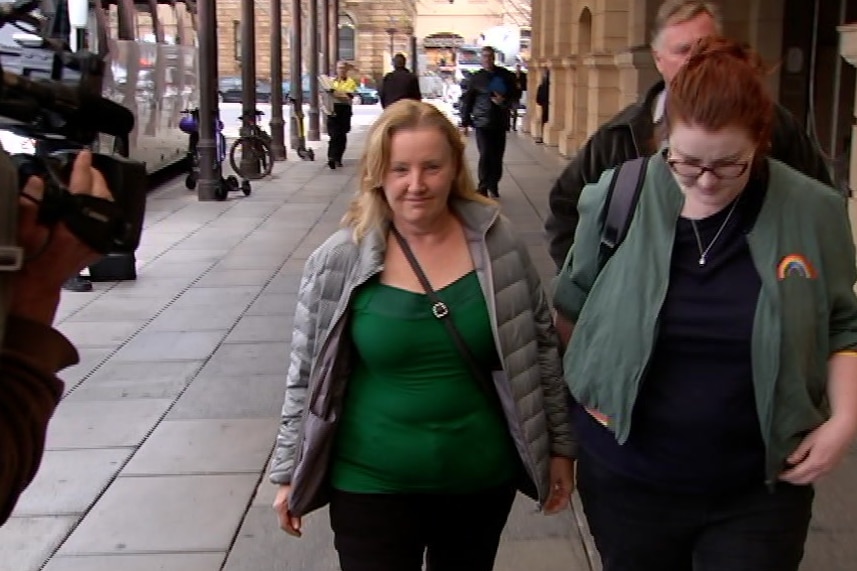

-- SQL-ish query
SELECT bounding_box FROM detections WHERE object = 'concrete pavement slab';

[225,315,294,343]
[245,293,297,316]
[198,342,290,377]
[222,506,339,571]
[136,259,214,278]
[494,538,590,571]
[195,268,277,287]
[0,516,77,571]
[111,330,227,362]
[106,276,197,296]
[57,474,257,555]
[66,360,205,401]
[167,374,286,420]
[144,305,247,332]
[802,445,857,570]
[171,285,262,309]
[12,449,132,516]
[57,347,113,391]
[216,253,289,271]
[45,399,173,450]
[64,297,170,323]
[42,553,225,571]
[153,248,232,265]
[122,418,276,476]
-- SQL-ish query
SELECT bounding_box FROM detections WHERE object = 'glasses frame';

[663,148,751,180]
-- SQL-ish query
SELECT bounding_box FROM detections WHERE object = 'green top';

[553,156,857,485]
[330,271,518,493]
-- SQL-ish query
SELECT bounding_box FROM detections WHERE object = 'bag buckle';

[432,301,449,319]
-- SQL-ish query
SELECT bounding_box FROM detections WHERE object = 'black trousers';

[327,111,351,163]
[329,484,516,571]
[510,100,520,129]
[474,127,507,194]
[576,452,814,571]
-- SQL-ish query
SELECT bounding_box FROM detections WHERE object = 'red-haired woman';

[553,36,857,571]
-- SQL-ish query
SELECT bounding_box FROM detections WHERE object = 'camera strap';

[0,148,24,348]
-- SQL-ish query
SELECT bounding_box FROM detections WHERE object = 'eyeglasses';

[664,149,750,180]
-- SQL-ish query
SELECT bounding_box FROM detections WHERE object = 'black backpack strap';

[599,156,649,270]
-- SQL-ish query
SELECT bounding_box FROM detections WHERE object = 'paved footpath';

[0,112,854,571]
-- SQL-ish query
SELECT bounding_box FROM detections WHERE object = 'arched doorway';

[338,14,356,62]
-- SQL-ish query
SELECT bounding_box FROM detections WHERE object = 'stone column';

[308,0,320,140]
[614,45,657,110]
[543,57,566,146]
[269,0,287,160]
[544,0,573,147]
[524,0,543,135]
[197,0,220,201]
[239,0,260,177]
[586,52,620,135]
[558,55,577,156]
[289,0,303,150]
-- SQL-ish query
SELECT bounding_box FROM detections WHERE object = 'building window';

[233,20,240,60]
[339,14,355,61]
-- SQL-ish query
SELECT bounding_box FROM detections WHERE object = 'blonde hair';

[651,1,723,48]
[341,99,491,242]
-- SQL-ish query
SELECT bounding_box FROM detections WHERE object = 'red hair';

[666,36,774,155]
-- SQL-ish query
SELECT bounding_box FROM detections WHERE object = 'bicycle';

[229,109,274,180]
[179,108,250,200]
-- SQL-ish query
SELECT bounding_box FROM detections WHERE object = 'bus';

[0,0,199,174]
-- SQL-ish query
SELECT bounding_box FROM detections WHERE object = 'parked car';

[281,76,311,102]
[218,77,272,103]
[354,85,379,105]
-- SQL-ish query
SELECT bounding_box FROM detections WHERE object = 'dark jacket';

[379,68,422,108]
[460,66,520,130]
[1,315,77,525]
[536,75,550,123]
[513,71,528,98]
[544,80,833,269]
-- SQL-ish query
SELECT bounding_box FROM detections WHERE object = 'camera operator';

[0,146,112,526]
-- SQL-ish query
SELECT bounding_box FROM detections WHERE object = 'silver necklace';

[689,195,741,266]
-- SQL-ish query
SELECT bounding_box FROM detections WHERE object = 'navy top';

[576,166,769,493]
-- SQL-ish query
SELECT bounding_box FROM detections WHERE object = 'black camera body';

[0,1,144,255]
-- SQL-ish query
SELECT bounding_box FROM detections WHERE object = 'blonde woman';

[269,100,575,571]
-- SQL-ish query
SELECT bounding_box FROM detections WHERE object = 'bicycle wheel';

[229,136,274,180]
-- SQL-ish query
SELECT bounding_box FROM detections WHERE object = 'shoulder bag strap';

[390,227,496,398]
[599,156,649,270]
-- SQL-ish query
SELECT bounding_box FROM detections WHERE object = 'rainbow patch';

[777,254,816,280]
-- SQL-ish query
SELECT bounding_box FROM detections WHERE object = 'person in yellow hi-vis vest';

[327,61,358,169]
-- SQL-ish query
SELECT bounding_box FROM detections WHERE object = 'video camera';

[0,0,145,257]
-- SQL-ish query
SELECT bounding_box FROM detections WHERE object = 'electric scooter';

[288,96,315,161]
[179,108,251,200]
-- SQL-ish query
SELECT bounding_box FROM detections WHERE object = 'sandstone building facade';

[215,0,416,84]
[525,0,856,193]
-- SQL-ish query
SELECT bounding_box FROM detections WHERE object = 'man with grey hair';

[544,0,831,270]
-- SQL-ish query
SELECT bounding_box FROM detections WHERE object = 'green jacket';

[554,154,857,484]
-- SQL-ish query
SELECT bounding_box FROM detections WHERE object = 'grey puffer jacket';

[269,198,575,517]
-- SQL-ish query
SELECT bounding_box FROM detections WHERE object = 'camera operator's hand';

[10,151,113,326]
